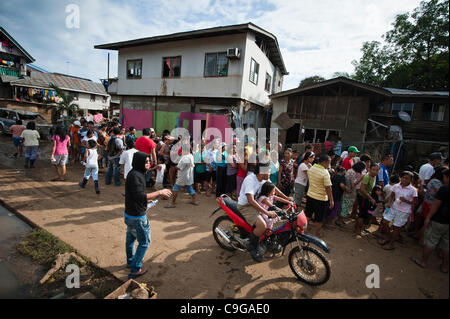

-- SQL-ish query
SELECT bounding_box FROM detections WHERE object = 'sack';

[107,136,119,157]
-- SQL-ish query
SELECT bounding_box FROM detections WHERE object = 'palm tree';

[43,83,80,124]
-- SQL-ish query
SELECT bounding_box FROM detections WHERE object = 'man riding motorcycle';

[237,161,294,262]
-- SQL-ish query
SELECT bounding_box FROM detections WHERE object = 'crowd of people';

[8,117,449,277]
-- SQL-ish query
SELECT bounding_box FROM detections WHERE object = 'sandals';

[411,257,427,269]
[51,177,60,181]
[128,267,148,279]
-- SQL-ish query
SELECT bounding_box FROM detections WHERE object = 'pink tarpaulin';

[179,112,230,141]
[121,108,153,131]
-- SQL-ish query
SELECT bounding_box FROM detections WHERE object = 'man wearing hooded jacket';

[125,151,172,278]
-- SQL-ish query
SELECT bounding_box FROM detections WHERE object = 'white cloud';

[0,0,423,90]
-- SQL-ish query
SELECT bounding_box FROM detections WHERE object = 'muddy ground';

[0,134,448,299]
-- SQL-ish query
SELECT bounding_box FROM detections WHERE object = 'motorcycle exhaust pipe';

[215,227,231,243]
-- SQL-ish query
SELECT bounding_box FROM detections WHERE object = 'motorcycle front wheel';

[288,246,331,286]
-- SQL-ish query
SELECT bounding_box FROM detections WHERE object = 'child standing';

[376,171,418,250]
[366,185,384,227]
[79,140,100,194]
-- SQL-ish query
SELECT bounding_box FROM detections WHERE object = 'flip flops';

[128,267,148,279]
[411,257,427,269]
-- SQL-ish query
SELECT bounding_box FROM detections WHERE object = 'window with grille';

[162,56,181,78]
[249,58,259,85]
[204,52,228,77]
[126,59,142,79]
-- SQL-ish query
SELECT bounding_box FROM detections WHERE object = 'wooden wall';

[286,95,370,145]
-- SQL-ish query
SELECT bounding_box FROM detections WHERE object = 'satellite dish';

[398,111,411,122]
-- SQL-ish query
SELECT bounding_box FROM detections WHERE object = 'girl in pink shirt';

[10,119,26,158]
[50,126,71,181]
[257,182,281,230]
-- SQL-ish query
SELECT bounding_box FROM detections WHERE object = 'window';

[162,56,181,78]
[127,59,142,79]
[249,58,259,85]
[102,96,107,103]
[204,52,228,77]
[302,128,340,143]
[90,94,96,102]
[392,103,414,117]
[422,103,445,121]
[72,92,79,101]
[264,73,272,93]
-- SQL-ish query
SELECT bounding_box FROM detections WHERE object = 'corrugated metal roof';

[10,72,108,96]
[384,87,449,96]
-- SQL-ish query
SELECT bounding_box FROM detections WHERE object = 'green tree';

[298,75,326,88]
[43,83,80,124]
[331,71,353,79]
[352,0,449,90]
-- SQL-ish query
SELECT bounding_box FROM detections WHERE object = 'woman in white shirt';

[293,152,315,207]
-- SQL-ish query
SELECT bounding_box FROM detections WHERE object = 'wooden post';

[345,98,351,128]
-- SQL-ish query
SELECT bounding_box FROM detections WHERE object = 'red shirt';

[342,157,353,170]
[324,141,334,152]
[135,136,156,155]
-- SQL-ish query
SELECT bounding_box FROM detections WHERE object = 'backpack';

[107,136,119,157]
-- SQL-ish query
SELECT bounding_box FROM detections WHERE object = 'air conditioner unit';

[227,48,240,59]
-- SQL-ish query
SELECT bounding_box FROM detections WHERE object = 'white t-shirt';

[295,162,310,186]
[176,154,195,186]
[119,148,138,179]
[340,151,348,160]
[21,129,40,147]
[85,148,98,169]
[156,163,166,184]
[419,163,434,187]
[383,184,393,202]
[238,173,268,206]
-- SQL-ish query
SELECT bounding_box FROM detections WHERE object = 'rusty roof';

[10,72,108,96]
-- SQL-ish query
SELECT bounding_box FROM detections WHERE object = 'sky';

[0,0,424,90]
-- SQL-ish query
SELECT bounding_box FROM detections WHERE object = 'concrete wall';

[118,34,246,98]
[117,32,280,107]
[240,32,276,107]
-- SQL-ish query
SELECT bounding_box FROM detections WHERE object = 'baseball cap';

[430,152,445,160]
[73,120,81,126]
[348,146,360,153]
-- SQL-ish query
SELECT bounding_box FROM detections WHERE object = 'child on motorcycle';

[257,182,284,230]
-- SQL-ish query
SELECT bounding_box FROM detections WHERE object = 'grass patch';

[16,228,73,266]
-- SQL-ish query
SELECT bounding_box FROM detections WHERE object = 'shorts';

[305,196,329,223]
[51,154,68,166]
[423,220,449,251]
[13,137,22,147]
[237,204,259,226]
[357,195,371,224]
[383,207,410,228]
[327,201,342,220]
[154,183,164,191]
[173,184,195,196]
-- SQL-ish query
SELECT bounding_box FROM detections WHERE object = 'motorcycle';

[211,194,331,286]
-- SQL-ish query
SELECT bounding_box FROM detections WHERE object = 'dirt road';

[0,135,448,299]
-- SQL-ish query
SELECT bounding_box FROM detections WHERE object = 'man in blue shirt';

[377,154,394,188]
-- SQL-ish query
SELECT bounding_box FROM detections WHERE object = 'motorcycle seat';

[222,196,248,224]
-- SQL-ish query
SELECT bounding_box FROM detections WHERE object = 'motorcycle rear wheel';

[288,246,331,286]
[212,215,244,251]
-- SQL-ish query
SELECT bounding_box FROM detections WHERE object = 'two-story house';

[95,22,288,137]
[0,27,35,98]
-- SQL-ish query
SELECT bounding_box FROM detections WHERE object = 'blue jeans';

[173,184,196,196]
[105,157,121,186]
[84,167,99,181]
[25,146,39,160]
[124,215,151,275]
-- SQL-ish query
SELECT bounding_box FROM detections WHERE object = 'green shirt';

[357,174,376,198]
[194,151,207,173]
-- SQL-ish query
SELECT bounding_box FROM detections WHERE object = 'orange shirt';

[71,126,80,144]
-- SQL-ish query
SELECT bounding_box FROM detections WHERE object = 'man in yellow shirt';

[305,153,334,237]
